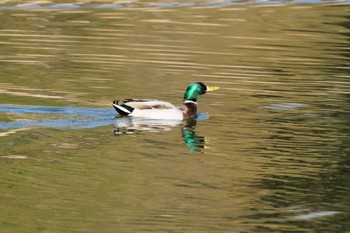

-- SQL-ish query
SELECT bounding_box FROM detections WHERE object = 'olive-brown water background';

[0,0,350,232]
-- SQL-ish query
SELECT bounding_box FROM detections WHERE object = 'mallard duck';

[112,82,219,120]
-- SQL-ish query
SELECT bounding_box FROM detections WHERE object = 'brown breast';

[181,101,198,119]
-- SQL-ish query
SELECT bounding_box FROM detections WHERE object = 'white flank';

[114,100,184,120]
[130,108,183,120]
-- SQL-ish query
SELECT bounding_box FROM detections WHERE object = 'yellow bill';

[207,86,220,92]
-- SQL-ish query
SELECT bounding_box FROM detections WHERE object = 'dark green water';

[0,1,350,232]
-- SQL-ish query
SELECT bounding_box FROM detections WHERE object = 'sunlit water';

[0,0,349,232]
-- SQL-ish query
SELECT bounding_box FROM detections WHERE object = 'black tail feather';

[112,100,134,116]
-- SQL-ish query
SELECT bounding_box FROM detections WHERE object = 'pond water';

[1,0,350,232]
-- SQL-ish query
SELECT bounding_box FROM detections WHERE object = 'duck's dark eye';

[199,83,207,94]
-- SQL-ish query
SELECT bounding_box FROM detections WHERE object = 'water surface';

[0,1,350,232]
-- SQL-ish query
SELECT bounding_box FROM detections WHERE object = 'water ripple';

[0,0,348,10]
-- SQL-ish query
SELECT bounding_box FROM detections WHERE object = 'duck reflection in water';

[113,116,206,152]
[181,118,206,152]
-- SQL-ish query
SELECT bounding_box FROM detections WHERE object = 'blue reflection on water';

[0,105,116,130]
[0,105,209,130]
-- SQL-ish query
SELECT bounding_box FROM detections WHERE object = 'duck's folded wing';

[113,99,177,115]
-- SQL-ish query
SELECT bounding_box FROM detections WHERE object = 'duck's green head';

[184,82,220,101]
